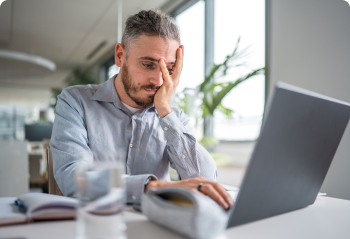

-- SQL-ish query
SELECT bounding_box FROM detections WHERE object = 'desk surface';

[0,196,349,239]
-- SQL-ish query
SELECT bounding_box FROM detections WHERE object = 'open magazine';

[0,193,77,226]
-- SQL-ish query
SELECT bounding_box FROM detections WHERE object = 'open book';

[0,193,77,226]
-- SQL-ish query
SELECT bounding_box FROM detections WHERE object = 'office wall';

[0,141,29,197]
[267,0,350,200]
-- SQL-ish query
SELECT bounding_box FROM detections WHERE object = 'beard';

[120,63,160,108]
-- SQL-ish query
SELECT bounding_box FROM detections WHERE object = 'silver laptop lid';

[227,82,350,228]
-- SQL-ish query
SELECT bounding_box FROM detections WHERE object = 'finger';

[211,183,234,206]
[159,58,170,82]
[173,47,184,77]
[201,184,229,209]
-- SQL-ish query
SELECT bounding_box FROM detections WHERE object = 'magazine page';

[19,193,77,220]
[0,198,27,226]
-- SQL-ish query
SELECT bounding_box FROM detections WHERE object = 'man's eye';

[142,63,153,68]
[168,69,174,75]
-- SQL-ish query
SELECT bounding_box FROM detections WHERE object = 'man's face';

[120,35,179,108]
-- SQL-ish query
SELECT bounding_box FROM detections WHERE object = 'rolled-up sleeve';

[51,88,156,203]
[159,111,217,181]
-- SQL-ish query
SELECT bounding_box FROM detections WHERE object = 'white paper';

[0,197,27,226]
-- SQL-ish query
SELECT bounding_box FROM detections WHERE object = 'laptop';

[224,82,350,228]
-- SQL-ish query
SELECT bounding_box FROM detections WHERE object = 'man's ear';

[115,43,125,67]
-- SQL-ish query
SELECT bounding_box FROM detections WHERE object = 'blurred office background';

[0,0,349,201]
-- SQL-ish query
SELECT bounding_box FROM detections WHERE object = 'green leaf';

[199,136,219,148]
[176,36,266,138]
[217,103,234,119]
[211,67,265,112]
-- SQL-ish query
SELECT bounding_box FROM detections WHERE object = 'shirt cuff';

[124,174,158,204]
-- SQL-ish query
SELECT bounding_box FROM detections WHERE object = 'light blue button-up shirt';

[50,76,217,203]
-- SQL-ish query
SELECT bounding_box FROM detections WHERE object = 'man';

[51,9,233,209]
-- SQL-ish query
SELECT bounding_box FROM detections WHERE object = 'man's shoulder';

[55,84,101,113]
[62,84,99,97]
[59,84,99,102]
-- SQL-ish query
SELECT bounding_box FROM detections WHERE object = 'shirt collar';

[90,74,155,113]
[91,75,127,112]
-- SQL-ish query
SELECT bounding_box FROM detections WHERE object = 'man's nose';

[149,71,163,87]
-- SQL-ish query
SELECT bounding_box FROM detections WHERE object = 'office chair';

[46,147,64,196]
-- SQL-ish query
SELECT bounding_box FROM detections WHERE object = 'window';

[175,1,205,93]
[214,0,265,141]
[175,0,265,141]
[0,105,26,140]
[175,1,205,139]
[175,0,265,186]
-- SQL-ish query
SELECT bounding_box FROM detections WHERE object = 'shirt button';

[130,143,133,148]
[132,115,136,120]
[182,155,186,159]
[164,127,168,131]
[132,195,137,200]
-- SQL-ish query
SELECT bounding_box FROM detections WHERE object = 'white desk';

[0,196,349,239]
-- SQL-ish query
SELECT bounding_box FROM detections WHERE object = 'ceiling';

[0,0,185,89]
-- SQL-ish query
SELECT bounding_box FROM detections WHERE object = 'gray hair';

[121,9,180,56]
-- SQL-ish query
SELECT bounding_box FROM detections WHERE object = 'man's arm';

[159,110,217,180]
[150,46,233,209]
[154,109,234,209]
[50,88,156,203]
[155,45,217,180]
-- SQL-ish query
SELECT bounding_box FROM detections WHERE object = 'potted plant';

[176,37,265,151]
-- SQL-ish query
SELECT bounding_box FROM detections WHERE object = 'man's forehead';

[130,35,179,63]
[139,56,176,64]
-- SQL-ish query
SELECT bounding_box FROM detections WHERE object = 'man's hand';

[154,45,184,118]
[145,177,234,210]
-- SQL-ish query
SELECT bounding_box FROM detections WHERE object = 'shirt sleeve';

[159,110,217,181]
[123,174,157,204]
[50,88,156,203]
